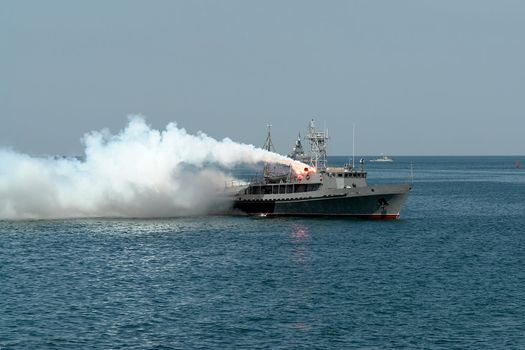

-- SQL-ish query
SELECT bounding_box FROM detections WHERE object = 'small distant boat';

[370,155,393,163]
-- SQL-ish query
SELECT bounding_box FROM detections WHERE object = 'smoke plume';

[0,116,303,219]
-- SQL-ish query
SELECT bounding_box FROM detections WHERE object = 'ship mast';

[352,123,355,169]
[305,119,329,169]
[262,124,275,181]
[263,124,275,152]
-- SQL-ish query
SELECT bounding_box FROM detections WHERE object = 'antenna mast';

[305,119,329,169]
[263,124,275,152]
[352,123,355,169]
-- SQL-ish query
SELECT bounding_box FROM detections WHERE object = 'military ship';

[231,120,411,219]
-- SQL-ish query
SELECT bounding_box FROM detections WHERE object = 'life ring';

[306,174,310,180]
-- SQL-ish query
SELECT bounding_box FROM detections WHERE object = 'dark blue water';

[1,156,524,349]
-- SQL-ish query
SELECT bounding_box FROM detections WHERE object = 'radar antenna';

[305,119,329,169]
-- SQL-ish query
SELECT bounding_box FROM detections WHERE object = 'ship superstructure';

[231,120,411,219]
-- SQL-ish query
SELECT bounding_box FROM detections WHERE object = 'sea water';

[1,156,524,349]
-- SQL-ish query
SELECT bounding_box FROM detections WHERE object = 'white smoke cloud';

[0,115,301,219]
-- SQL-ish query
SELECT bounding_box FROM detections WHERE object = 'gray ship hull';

[233,183,411,219]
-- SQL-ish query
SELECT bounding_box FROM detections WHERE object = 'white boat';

[370,155,393,163]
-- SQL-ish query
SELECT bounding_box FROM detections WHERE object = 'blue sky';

[1,0,524,155]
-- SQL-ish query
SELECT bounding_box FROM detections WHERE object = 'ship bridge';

[324,167,367,178]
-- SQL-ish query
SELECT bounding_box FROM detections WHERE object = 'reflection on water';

[291,223,309,240]
[290,223,310,264]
